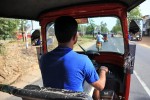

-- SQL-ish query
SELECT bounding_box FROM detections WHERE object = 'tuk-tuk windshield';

[46,17,124,54]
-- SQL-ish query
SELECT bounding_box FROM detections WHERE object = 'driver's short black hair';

[54,16,78,43]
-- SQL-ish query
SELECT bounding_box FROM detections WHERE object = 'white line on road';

[139,44,150,49]
[134,70,150,97]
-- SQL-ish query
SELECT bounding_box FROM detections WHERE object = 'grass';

[46,34,94,51]
[77,34,95,44]
[0,35,95,54]
[0,43,6,55]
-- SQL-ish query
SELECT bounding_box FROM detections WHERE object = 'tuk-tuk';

[101,33,108,42]
[0,0,145,100]
[129,20,143,41]
[111,33,114,37]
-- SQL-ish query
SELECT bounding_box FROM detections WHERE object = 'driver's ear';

[73,33,78,44]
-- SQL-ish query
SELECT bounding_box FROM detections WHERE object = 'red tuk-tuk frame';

[39,3,129,99]
[0,0,145,100]
[39,3,128,52]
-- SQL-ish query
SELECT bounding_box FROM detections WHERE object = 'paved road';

[129,42,150,100]
[88,36,150,100]
[87,34,124,54]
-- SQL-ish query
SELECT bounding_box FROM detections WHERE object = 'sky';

[139,0,150,16]
[92,17,117,31]
[30,0,150,31]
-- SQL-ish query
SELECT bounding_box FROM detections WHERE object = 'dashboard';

[92,59,125,96]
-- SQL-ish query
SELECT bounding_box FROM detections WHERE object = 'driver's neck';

[58,42,73,49]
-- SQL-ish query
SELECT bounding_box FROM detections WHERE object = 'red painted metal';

[16,34,31,40]
[121,10,129,56]
[39,3,128,53]
[119,8,131,100]
[40,24,47,54]
[124,74,131,100]
[39,3,127,20]
[94,53,124,67]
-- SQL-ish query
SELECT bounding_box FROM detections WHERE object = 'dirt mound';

[0,40,39,84]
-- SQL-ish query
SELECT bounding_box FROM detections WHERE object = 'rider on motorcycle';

[96,32,104,51]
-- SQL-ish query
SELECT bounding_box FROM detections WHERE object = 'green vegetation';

[0,43,6,55]
[128,6,142,23]
[78,19,109,36]
[111,19,122,34]
[100,21,109,33]
[0,18,20,40]
[111,6,142,34]
[19,20,28,33]
[47,34,94,52]
[86,25,94,34]
[77,34,94,44]
[0,18,27,40]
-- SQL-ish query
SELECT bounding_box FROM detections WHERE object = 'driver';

[40,16,108,98]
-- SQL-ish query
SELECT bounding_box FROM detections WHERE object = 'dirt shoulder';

[0,40,39,84]
[136,36,150,48]
[0,40,41,100]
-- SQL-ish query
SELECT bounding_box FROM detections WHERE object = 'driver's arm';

[91,66,108,100]
[91,66,108,91]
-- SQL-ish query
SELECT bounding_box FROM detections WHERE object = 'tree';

[0,18,20,40]
[19,20,28,42]
[100,21,109,33]
[86,25,94,34]
[88,19,95,38]
[78,24,86,36]
[19,20,28,32]
[111,19,122,34]
[128,6,142,23]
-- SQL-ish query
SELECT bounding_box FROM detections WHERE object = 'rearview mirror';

[76,18,88,24]
[129,20,140,35]
[31,29,41,46]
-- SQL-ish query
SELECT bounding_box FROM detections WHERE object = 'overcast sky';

[139,0,150,16]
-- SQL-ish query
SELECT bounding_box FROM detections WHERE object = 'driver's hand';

[99,66,108,73]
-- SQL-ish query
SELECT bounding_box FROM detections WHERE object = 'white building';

[142,15,150,36]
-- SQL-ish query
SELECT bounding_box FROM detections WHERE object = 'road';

[88,35,150,100]
[129,41,150,100]
[87,34,124,54]
[0,36,150,100]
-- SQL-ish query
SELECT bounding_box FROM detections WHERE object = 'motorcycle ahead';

[96,41,102,51]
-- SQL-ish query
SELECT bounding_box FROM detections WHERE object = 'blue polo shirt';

[40,46,99,92]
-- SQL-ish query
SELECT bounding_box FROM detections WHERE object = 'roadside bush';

[0,43,6,55]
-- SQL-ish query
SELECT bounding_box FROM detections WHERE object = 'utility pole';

[31,20,33,30]
[89,18,95,39]
[21,20,25,42]
[24,20,29,49]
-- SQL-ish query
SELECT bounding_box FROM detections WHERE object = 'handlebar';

[0,84,92,100]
